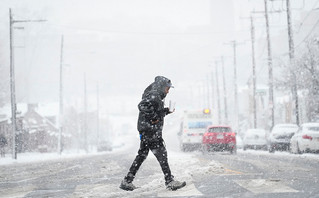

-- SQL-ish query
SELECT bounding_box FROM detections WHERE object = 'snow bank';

[0,151,104,166]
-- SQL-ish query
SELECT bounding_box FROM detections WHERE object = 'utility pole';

[9,9,17,160]
[96,82,100,146]
[9,8,46,159]
[83,74,88,153]
[264,0,275,129]
[231,41,239,132]
[206,74,211,109]
[250,16,257,128]
[58,35,64,155]
[286,0,299,125]
[215,61,221,124]
[210,64,215,113]
[221,56,228,124]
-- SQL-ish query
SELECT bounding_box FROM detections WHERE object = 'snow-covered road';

[1,122,319,198]
[1,140,319,198]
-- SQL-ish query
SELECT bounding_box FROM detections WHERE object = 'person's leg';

[150,139,173,184]
[124,138,149,183]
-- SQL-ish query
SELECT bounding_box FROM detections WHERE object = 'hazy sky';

[0,0,318,116]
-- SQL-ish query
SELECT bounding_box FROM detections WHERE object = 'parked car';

[243,128,267,150]
[97,141,112,152]
[268,124,298,153]
[202,125,237,154]
[290,123,319,154]
[38,145,48,153]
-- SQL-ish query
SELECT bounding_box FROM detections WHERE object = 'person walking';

[120,76,186,191]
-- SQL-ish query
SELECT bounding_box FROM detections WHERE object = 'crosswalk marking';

[0,185,35,198]
[234,179,298,194]
[157,183,203,197]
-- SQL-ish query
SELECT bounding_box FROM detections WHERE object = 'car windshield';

[306,127,319,132]
[208,127,231,133]
[278,126,298,129]
[188,122,212,129]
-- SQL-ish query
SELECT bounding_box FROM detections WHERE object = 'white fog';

[0,0,319,197]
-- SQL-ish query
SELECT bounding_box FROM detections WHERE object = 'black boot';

[166,180,186,191]
[119,179,137,191]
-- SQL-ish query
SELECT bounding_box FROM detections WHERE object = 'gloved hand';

[165,107,174,114]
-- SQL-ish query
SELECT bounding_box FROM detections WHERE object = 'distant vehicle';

[202,125,237,154]
[38,145,48,153]
[243,128,267,150]
[236,135,243,149]
[268,124,298,153]
[178,109,213,151]
[290,123,319,154]
[97,141,112,152]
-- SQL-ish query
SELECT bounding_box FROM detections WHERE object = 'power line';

[295,17,319,49]
[296,0,319,33]
[47,22,250,36]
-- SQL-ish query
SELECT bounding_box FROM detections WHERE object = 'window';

[208,127,231,133]
[188,122,212,129]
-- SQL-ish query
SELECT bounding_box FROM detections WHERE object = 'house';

[23,104,60,152]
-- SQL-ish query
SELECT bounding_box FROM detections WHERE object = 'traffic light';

[203,108,210,114]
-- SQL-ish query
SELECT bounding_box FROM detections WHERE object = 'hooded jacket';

[137,76,173,139]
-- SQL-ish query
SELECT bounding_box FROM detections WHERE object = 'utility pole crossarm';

[12,19,47,23]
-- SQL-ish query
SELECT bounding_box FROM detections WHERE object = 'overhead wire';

[295,17,319,49]
[296,0,319,33]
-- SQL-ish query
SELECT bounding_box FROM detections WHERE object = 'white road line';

[234,179,298,194]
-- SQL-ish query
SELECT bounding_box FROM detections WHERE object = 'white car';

[290,123,319,154]
[268,124,298,153]
[243,129,267,150]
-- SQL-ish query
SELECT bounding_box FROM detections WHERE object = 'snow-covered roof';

[0,103,28,116]
[0,103,59,117]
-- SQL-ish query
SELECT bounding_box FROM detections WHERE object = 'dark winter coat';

[137,76,173,139]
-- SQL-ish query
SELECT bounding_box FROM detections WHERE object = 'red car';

[202,125,237,154]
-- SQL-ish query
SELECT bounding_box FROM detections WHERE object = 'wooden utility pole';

[9,8,17,159]
[96,82,100,146]
[210,66,215,114]
[215,61,221,124]
[9,9,46,159]
[221,56,228,124]
[264,0,275,129]
[250,16,257,128]
[206,75,211,109]
[232,41,239,132]
[58,35,64,155]
[83,74,88,153]
[286,0,300,125]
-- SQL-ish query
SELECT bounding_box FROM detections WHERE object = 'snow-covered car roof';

[301,123,319,132]
[271,124,298,134]
[246,128,266,133]
[301,122,319,127]
[273,124,298,128]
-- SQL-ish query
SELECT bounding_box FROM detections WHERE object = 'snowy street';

[1,1,319,197]
[1,136,319,198]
